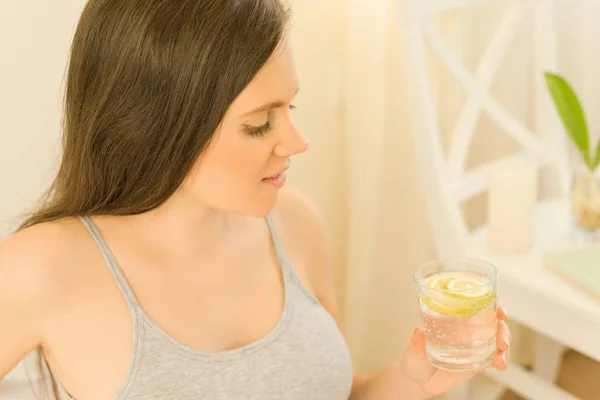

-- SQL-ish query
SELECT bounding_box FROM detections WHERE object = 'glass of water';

[414,258,498,371]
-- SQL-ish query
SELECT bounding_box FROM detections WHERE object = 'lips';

[263,166,289,180]
[261,169,288,189]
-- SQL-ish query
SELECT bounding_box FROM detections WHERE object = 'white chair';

[399,0,600,399]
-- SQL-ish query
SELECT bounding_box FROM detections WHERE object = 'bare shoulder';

[271,187,330,267]
[0,217,97,377]
[0,218,87,318]
[272,187,326,237]
[271,188,342,317]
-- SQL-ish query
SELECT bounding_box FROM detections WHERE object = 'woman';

[0,0,510,399]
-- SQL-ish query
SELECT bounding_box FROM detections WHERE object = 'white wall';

[0,1,89,238]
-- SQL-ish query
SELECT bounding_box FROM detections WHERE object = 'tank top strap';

[79,216,141,314]
[264,214,288,264]
[264,214,320,304]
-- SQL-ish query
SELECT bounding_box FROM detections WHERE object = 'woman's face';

[181,40,309,217]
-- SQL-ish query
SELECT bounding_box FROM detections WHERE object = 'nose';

[274,124,309,157]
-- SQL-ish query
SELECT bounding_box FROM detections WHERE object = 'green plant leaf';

[544,72,591,168]
[593,139,600,170]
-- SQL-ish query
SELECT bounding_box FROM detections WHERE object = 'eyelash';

[247,121,273,137]
[246,105,297,137]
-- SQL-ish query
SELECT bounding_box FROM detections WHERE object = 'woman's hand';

[351,305,511,400]
[400,305,511,398]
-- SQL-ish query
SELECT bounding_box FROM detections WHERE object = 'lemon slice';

[420,273,495,317]
[446,276,490,299]
[424,275,451,290]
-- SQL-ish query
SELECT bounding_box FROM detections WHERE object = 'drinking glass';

[414,258,499,371]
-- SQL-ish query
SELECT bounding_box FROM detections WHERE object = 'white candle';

[487,158,538,253]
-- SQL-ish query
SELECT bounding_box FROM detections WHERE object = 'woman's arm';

[349,362,427,400]
[0,231,46,379]
[0,222,71,381]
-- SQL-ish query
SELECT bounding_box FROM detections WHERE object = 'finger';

[496,321,511,352]
[497,304,509,320]
[403,327,433,383]
[409,327,426,350]
[493,350,509,371]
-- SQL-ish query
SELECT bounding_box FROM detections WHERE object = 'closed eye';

[245,121,272,137]
[244,105,296,137]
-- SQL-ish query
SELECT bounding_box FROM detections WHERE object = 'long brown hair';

[18,0,290,397]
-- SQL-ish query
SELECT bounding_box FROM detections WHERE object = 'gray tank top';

[70,215,354,400]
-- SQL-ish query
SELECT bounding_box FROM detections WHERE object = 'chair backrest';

[399,0,570,258]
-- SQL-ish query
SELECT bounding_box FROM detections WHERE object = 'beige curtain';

[289,0,433,373]
[288,0,600,375]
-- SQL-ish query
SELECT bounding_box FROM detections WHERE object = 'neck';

[123,189,241,257]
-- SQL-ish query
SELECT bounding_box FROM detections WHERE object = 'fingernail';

[502,306,509,318]
[411,327,421,341]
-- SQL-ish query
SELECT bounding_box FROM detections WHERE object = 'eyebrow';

[241,88,300,116]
